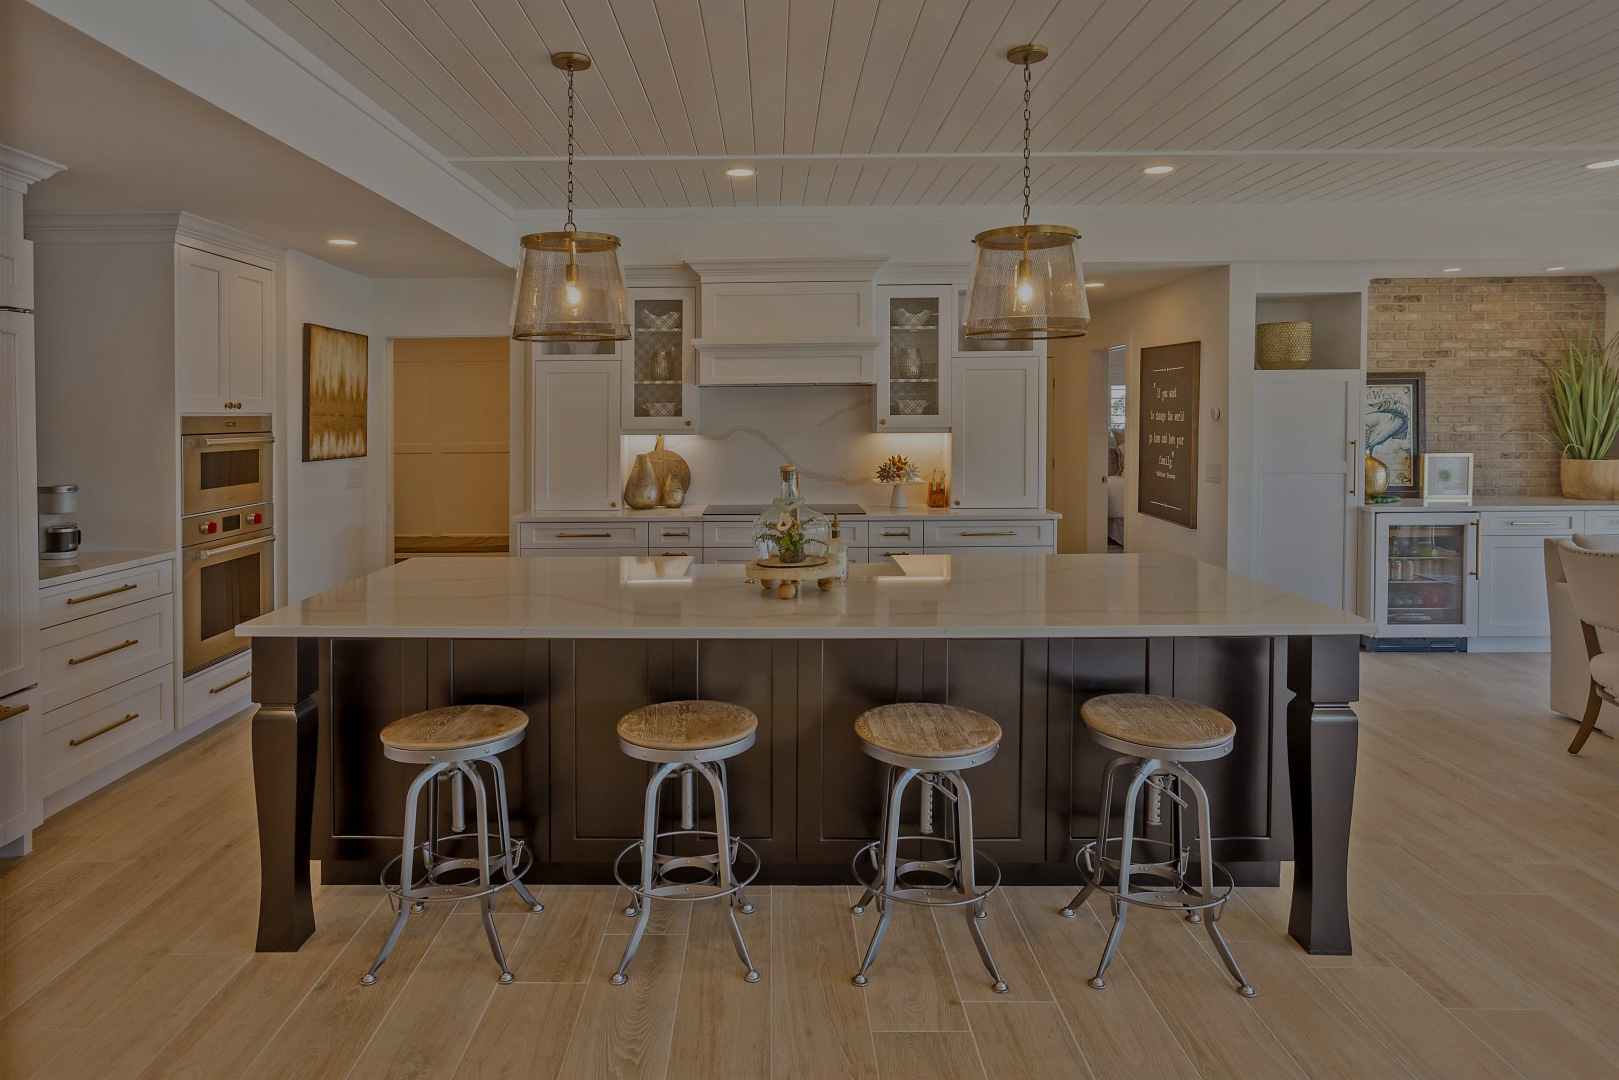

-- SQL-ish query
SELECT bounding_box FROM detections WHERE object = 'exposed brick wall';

[1367,277,1608,497]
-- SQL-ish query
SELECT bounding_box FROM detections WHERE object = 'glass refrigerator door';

[1383,520,1471,631]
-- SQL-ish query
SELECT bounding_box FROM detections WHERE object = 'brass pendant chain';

[564,64,577,234]
[1021,59,1033,228]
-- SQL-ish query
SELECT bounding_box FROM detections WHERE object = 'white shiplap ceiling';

[244,0,1619,211]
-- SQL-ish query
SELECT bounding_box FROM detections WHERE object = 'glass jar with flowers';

[753,465,830,564]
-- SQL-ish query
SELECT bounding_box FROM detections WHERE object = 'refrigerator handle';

[1469,520,1481,580]
[1348,439,1358,496]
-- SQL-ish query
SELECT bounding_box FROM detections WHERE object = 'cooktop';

[702,503,868,517]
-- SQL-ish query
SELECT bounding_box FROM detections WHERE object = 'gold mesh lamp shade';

[964,43,1089,341]
[510,51,631,343]
[511,230,630,342]
[964,224,1089,340]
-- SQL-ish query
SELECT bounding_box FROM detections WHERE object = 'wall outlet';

[345,467,363,490]
[1204,463,1224,484]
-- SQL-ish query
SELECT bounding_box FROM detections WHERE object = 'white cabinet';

[876,285,951,431]
[1252,372,1359,609]
[1477,534,1561,637]
[0,309,37,700]
[950,354,1043,509]
[177,245,274,414]
[530,358,622,510]
[621,288,697,432]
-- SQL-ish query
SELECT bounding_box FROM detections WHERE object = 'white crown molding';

[623,264,697,288]
[0,146,67,193]
[685,257,888,283]
[25,211,283,268]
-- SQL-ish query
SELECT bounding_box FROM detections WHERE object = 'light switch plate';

[1204,463,1224,484]
[345,467,363,490]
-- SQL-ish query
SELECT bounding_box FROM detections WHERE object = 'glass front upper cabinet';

[620,287,696,432]
[877,284,952,431]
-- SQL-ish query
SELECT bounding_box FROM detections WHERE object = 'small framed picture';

[1421,453,1474,503]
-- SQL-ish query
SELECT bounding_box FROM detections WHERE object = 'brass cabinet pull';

[659,551,690,557]
[65,582,138,605]
[68,712,139,747]
[1507,520,1560,527]
[882,550,913,556]
[209,670,252,694]
[661,529,691,538]
[67,638,139,666]
[959,530,1018,537]
[0,702,29,723]
[555,531,614,538]
[881,530,910,537]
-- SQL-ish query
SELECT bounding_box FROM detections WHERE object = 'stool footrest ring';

[852,838,1001,909]
[613,829,761,903]
[381,836,533,907]
[1073,837,1235,913]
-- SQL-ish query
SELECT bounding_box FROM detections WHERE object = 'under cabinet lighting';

[725,167,756,178]
[1085,282,1105,288]
[1443,267,1462,273]
[1141,165,1175,175]
[326,238,358,247]
[1545,266,1567,272]
[1583,159,1619,170]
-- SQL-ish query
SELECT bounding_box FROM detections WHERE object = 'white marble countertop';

[1359,496,1619,512]
[38,549,175,586]
[240,553,1369,640]
[514,505,1062,521]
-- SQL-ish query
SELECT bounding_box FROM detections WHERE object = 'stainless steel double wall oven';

[182,416,275,673]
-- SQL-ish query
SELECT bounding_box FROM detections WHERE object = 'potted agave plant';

[1543,328,1619,499]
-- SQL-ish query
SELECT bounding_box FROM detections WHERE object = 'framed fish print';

[1364,372,1426,498]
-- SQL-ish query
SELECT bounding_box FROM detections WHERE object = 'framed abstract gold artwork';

[302,323,368,461]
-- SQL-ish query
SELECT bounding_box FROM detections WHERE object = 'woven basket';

[1256,321,1313,370]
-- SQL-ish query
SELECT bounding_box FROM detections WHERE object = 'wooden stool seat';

[380,704,528,753]
[1081,694,1234,752]
[855,703,1002,760]
[617,700,759,752]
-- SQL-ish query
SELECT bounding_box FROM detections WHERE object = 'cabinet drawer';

[702,521,763,548]
[519,547,641,559]
[182,651,254,729]
[702,547,759,565]
[867,521,922,544]
[926,544,1053,556]
[924,520,1055,548]
[649,522,702,547]
[44,668,173,795]
[40,595,174,712]
[1582,510,1619,534]
[865,547,919,561]
[1480,511,1580,535]
[519,522,647,550]
[39,560,173,629]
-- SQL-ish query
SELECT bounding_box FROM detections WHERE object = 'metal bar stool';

[612,700,762,985]
[850,702,1009,994]
[1061,693,1254,997]
[361,704,544,986]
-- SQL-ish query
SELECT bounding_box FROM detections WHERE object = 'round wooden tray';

[755,554,828,570]
[745,559,841,599]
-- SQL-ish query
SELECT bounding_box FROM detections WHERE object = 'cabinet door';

[0,685,42,852]
[876,285,951,431]
[224,260,274,413]
[1252,372,1357,609]
[621,288,697,432]
[1477,533,1564,637]
[176,246,227,413]
[1374,513,1479,637]
[0,311,38,699]
[950,354,1043,508]
[531,358,622,510]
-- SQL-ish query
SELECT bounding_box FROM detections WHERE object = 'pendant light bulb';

[1014,255,1035,308]
[564,242,582,310]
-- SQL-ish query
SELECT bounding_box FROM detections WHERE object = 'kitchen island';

[241,553,1368,956]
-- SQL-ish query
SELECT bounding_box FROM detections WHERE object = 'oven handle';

[196,534,276,560]
[195,434,275,448]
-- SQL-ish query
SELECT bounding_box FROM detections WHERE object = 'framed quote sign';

[1137,341,1200,530]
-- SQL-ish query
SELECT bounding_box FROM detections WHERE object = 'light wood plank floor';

[3,652,1616,1080]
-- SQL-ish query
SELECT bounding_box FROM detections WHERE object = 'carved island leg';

[1285,634,1360,955]
[252,636,320,952]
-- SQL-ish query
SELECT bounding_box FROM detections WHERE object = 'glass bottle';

[827,513,849,580]
[753,465,831,563]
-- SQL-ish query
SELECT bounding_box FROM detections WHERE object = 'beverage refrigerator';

[1360,510,1480,649]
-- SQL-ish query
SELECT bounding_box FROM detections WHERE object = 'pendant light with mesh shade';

[511,52,630,343]
[964,45,1089,341]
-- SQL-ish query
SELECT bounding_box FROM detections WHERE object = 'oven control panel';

[183,502,274,547]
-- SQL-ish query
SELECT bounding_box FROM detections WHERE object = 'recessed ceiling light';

[1442,267,1462,273]
[326,238,358,246]
[1545,266,1566,272]
[1583,159,1619,170]
[1141,165,1175,176]
[1084,282,1105,288]
[725,167,755,178]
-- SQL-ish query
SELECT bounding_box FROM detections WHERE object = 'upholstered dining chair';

[1555,538,1619,755]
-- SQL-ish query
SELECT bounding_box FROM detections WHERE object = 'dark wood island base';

[250,632,1359,956]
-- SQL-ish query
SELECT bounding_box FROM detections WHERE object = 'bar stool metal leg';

[485,755,544,914]
[1063,755,1132,918]
[952,771,1008,993]
[717,761,755,915]
[853,766,916,987]
[462,762,514,984]
[1176,762,1254,996]
[1090,759,1153,990]
[362,761,447,985]
[701,759,760,982]
[613,761,680,985]
[851,764,896,916]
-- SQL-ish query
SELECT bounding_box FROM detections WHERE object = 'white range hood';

[687,257,886,386]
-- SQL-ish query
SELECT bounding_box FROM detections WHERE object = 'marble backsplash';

[621,385,949,506]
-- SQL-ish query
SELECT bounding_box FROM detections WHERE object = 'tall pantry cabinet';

[0,146,64,855]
